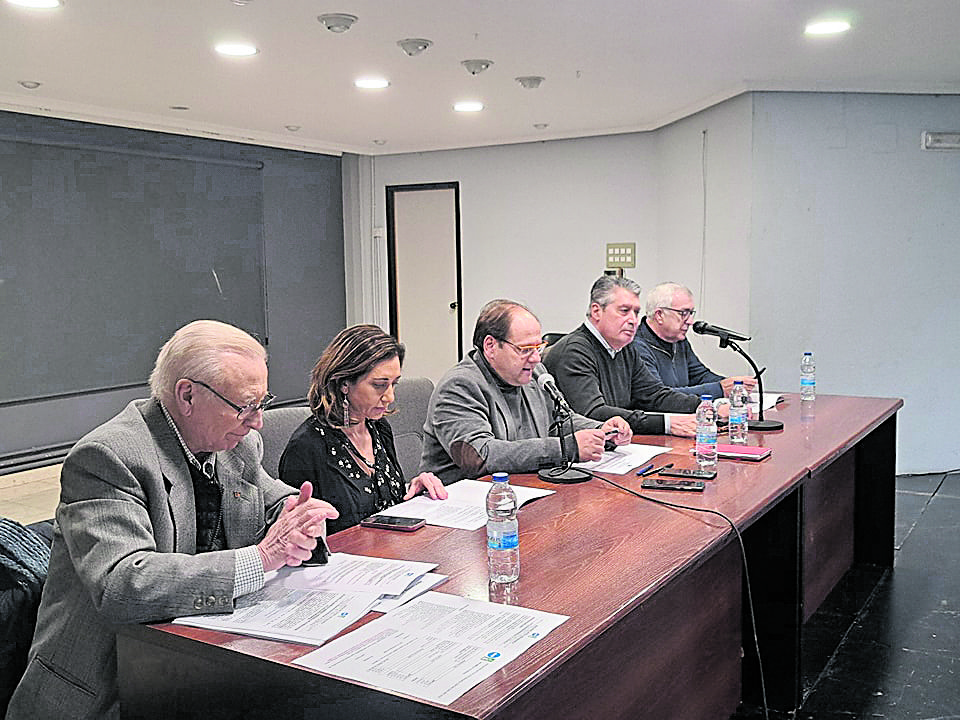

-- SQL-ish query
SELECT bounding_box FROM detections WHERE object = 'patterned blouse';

[279,416,406,535]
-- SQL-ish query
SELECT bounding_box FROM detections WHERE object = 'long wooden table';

[118,394,900,719]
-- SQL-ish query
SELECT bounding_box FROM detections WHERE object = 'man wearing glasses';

[545,276,704,437]
[419,299,632,485]
[635,282,756,399]
[8,320,338,720]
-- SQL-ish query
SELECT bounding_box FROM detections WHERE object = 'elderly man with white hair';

[7,320,338,720]
[634,282,756,400]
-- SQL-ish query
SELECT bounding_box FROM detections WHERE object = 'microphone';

[533,365,571,412]
[692,321,751,342]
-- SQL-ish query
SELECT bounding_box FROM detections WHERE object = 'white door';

[388,184,461,382]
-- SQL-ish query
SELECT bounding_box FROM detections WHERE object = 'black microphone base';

[538,466,592,484]
[748,419,783,432]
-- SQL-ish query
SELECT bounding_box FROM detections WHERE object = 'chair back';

[259,406,311,478]
[390,377,435,479]
[0,518,51,715]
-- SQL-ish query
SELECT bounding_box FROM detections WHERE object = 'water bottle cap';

[700,394,712,401]
[492,472,509,482]
[733,380,743,385]
[803,352,813,356]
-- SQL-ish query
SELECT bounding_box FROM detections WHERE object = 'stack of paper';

[172,554,447,645]
[383,478,555,530]
[294,591,568,705]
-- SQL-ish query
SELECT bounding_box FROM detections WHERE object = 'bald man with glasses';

[8,320,338,720]
[419,299,632,485]
[635,282,756,399]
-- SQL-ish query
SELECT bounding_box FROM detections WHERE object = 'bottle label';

[696,430,717,444]
[801,378,815,387]
[488,529,519,550]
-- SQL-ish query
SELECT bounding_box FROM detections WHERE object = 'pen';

[641,462,674,477]
[635,462,654,476]
[604,429,619,437]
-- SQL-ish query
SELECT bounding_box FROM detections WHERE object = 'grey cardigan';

[419,350,600,484]
[7,399,295,720]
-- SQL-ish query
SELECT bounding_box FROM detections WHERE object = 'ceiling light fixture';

[461,59,493,76]
[354,77,389,89]
[397,38,432,57]
[533,123,549,130]
[804,19,851,35]
[18,80,42,90]
[515,76,544,89]
[285,125,301,132]
[6,0,63,8]
[317,13,357,33]
[454,101,484,113]
[168,105,190,111]
[372,139,387,146]
[215,42,259,56]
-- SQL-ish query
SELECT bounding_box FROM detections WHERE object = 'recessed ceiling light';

[355,77,389,90]
[285,125,301,132]
[215,42,259,57]
[533,123,549,130]
[372,139,387,146]
[516,76,545,90]
[454,101,484,113]
[805,19,851,35]
[6,0,63,8]
[397,38,432,57]
[168,105,190,111]
[18,80,42,90]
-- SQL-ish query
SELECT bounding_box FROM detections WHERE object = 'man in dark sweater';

[545,276,715,437]
[634,282,756,399]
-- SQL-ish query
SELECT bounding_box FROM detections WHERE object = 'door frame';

[385,182,464,360]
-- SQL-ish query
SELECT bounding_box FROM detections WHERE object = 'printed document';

[384,478,554,531]
[269,554,438,597]
[294,591,568,705]
[172,584,379,645]
[574,443,669,474]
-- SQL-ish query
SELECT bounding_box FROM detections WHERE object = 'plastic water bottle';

[728,381,749,445]
[801,352,816,400]
[486,473,519,583]
[695,395,718,469]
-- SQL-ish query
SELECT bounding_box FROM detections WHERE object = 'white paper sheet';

[371,572,448,613]
[293,591,568,705]
[383,479,554,531]
[574,443,669,474]
[171,584,380,645]
[268,554,438,597]
[750,392,783,412]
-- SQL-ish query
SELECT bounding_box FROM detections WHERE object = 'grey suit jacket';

[6,399,295,720]
[419,350,600,484]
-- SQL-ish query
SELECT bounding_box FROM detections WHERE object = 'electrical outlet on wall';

[605,243,636,268]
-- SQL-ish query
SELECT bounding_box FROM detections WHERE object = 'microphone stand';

[538,401,592,484]
[714,334,783,431]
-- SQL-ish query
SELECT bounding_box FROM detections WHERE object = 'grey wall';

[750,92,960,473]
[352,92,959,473]
[0,113,344,461]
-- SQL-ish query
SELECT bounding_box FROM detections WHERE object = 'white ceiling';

[1,0,958,156]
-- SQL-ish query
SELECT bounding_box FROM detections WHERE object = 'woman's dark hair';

[307,324,405,426]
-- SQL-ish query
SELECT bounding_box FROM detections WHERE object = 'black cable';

[587,470,770,720]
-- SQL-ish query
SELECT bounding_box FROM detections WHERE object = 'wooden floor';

[0,464,61,524]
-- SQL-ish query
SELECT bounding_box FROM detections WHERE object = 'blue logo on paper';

[340,612,349,617]
[487,652,500,659]
[530,632,540,638]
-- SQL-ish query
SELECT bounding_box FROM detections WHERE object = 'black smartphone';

[641,478,706,492]
[359,514,426,531]
[658,467,717,480]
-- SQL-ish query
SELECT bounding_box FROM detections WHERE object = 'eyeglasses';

[500,339,547,358]
[187,378,276,420]
[658,307,696,320]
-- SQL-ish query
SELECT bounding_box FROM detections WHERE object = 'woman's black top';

[278,415,406,535]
